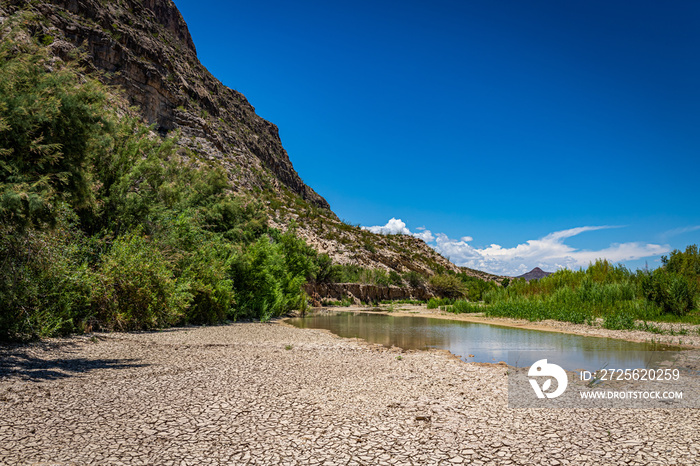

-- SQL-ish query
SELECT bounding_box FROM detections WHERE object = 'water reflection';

[286,312,678,371]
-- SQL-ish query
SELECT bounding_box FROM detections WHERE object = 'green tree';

[429,274,466,299]
[0,32,108,229]
[663,245,700,281]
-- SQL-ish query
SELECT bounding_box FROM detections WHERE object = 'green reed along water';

[286,312,679,371]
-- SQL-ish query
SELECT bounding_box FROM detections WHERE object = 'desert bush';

[427,297,454,309]
[640,269,696,316]
[0,211,91,340]
[314,254,337,283]
[157,214,235,324]
[429,274,466,299]
[229,231,314,321]
[388,270,404,286]
[369,269,391,286]
[450,300,481,314]
[230,235,284,320]
[325,263,365,283]
[88,233,189,330]
[458,274,497,301]
[403,271,425,288]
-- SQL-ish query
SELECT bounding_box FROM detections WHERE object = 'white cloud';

[413,230,435,242]
[361,218,671,276]
[363,218,436,242]
[662,225,700,239]
[362,218,411,235]
[433,226,669,276]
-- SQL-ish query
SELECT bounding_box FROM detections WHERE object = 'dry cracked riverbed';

[0,321,698,465]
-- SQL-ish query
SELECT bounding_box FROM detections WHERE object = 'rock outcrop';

[304,283,434,305]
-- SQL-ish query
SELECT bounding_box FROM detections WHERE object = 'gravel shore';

[1,321,698,465]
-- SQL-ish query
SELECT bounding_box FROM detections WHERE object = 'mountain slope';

[2,0,464,277]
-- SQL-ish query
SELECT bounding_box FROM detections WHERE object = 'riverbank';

[1,321,698,464]
[316,304,700,349]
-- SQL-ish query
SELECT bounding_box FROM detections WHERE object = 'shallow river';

[286,311,679,371]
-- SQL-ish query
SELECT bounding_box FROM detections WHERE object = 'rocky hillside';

[1,0,464,277]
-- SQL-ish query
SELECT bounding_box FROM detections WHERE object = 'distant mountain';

[515,267,553,281]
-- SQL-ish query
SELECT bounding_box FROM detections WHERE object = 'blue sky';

[173,0,699,275]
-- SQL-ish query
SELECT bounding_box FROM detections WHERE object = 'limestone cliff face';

[6,0,329,209]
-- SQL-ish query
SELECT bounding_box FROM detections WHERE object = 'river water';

[286,311,679,371]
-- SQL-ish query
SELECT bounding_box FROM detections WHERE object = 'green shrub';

[230,235,284,320]
[229,231,314,321]
[160,215,235,324]
[458,274,497,301]
[450,300,481,314]
[427,297,454,309]
[603,313,636,330]
[640,269,696,316]
[314,254,337,283]
[429,274,466,299]
[0,211,91,340]
[88,233,190,331]
[326,263,365,283]
[371,269,391,286]
[388,270,404,286]
[403,271,425,288]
